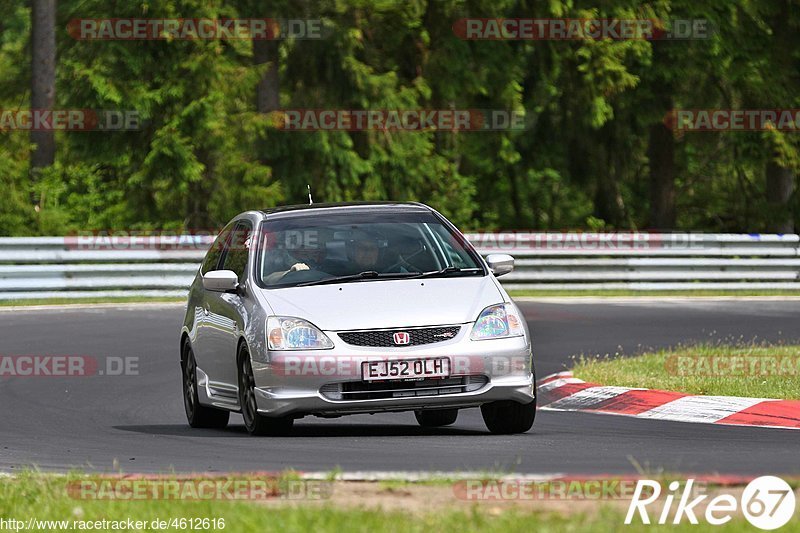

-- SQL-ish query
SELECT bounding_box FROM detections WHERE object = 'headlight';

[267,316,334,350]
[470,303,524,341]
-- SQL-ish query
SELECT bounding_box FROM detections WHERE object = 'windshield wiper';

[294,271,419,287]
[411,266,483,279]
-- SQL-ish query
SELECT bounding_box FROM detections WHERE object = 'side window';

[200,225,233,275]
[220,222,253,280]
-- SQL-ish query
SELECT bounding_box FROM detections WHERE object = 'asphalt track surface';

[0,299,798,475]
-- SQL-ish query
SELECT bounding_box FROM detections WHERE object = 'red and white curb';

[537,372,800,430]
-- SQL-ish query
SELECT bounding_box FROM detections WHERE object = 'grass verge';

[0,297,184,307]
[3,290,800,307]
[0,472,786,533]
[509,289,800,298]
[572,343,800,399]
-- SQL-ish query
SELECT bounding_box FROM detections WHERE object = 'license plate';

[362,358,450,381]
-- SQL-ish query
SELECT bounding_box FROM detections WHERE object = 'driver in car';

[263,238,331,284]
[287,242,326,272]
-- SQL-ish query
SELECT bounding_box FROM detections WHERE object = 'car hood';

[261,276,504,331]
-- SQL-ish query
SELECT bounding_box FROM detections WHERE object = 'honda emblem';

[392,332,410,345]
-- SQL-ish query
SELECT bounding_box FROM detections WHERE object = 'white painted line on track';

[637,396,769,424]
[545,386,642,410]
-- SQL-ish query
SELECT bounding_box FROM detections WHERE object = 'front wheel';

[414,409,458,427]
[480,397,536,434]
[182,344,230,429]
[238,345,294,436]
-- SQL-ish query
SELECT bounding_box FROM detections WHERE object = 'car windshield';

[256,209,484,288]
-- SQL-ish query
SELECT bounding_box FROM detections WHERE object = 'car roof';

[259,201,432,217]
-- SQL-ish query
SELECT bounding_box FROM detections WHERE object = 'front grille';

[338,326,461,347]
[319,375,489,401]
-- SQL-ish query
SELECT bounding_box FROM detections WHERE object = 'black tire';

[238,345,294,436]
[480,397,536,434]
[414,409,458,427]
[182,343,230,429]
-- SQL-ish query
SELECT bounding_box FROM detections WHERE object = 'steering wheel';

[384,245,427,273]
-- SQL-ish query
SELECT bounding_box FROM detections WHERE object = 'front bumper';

[250,326,534,417]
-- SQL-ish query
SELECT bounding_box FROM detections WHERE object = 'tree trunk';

[762,2,795,234]
[766,160,795,233]
[254,38,279,169]
[646,40,676,230]
[254,39,280,114]
[592,128,627,228]
[30,0,57,189]
[647,119,676,229]
[593,174,626,228]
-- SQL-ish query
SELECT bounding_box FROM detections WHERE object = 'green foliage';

[0,0,797,234]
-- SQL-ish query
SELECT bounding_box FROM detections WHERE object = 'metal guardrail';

[0,233,798,299]
[465,232,800,291]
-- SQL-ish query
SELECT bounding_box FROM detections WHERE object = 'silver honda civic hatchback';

[180,202,535,435]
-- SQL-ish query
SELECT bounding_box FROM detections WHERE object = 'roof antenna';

[307,184,314,204]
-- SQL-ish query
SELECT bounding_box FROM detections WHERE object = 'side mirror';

[202,270,239,292]
[485,253,514,277]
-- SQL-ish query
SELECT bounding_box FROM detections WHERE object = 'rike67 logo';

[626,476,796,530]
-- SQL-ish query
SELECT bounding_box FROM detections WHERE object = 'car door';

[193,223,232,383]
[204,220,253,390]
